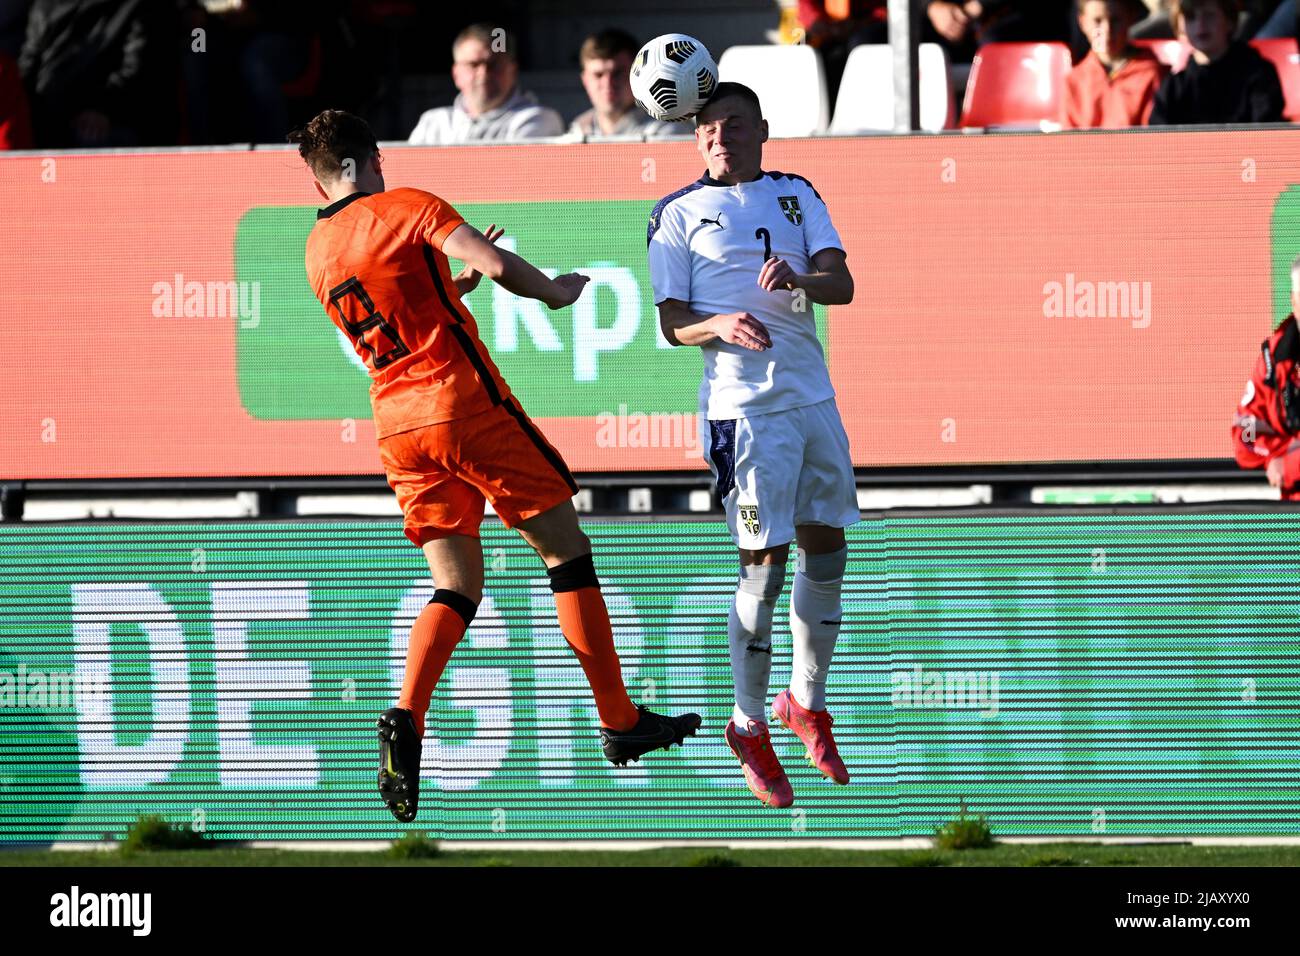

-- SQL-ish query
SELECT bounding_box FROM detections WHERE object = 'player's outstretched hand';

[709,311,771,351]
[546,273,590,310]
[758,256,798,292]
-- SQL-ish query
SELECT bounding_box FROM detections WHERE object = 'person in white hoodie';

[409,23,563,144]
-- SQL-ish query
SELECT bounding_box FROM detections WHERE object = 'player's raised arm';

[441,222,589,309]
[657,297,771,351]
[452,224,504,296]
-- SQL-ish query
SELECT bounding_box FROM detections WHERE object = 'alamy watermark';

[595,404,700,459]
[891,665,1000,717]
[0,664,108,711]
[152,273,261,328]
[1042,273,1151,329]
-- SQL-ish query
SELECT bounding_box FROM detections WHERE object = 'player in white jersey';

[647,82,858,807]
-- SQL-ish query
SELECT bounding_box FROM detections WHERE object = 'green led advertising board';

[1,511,1297,841]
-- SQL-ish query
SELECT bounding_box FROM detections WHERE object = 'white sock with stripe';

[728,562,786,734]
[789,547,847,711]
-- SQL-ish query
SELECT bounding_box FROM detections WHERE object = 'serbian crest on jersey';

[739,504,761,537]
[777,195,801,225]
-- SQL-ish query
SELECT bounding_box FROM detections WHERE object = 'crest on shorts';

[738,504,761,537]
[778,195,801,225]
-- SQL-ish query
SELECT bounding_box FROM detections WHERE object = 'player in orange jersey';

[290,110,700,823]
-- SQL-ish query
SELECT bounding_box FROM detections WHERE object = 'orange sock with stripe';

[549,555,640,732]
[397,590,476,739]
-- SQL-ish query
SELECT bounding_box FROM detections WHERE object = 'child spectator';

[1062,0,1166,127]
[1149,0,1285,123]
[1231,255,1300,498]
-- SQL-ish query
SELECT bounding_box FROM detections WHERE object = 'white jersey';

[647,170,844,420]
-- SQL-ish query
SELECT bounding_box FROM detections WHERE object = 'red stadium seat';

[960,42,1073,129]
[1133,38,1192,73]
[1250,38,1300,122]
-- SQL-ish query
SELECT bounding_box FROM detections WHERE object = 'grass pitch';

[2,843,1297,867]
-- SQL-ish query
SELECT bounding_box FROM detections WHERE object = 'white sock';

[789,547,846,711]
[728,563,785,733]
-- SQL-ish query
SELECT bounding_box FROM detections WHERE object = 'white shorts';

[702,398,860,549]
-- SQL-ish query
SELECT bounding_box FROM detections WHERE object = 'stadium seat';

[1133,38,1192,73]
[717,45,830,137]
[960,41,1073,129]
[1250,38,1300,122]
[830,43,955,133]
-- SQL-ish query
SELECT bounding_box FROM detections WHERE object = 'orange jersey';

[1060,50,1166,129]
[304,187,512,438]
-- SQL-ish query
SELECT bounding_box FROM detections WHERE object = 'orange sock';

[397,592,475,739]
[554,586,640,732]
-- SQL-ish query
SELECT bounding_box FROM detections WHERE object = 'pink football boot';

[725,719,795,808]
[773,689,849,785]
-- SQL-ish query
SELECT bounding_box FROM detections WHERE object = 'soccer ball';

[629,34,718,123]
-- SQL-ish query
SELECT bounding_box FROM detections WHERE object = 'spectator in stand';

[924,1,1074,62]
[568,28,679,140]
[1137,0,1293,39]
[19,0,179,148]
[182,0,326,146]
[0,50,31,147]
[1149,0,1284,123]
[1062,0,1166,127]
[409,23,563,144]
[798,1,887,104]
[1231,255,1300,498]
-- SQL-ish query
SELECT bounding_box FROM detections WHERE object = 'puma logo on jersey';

[699,213,725,229]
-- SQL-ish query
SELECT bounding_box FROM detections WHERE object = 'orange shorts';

[377,398,579,546]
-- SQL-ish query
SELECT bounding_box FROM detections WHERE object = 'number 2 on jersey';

[755,227,772,261]
[328,276,411,370]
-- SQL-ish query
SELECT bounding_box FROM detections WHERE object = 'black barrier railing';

[0,457,1272,522]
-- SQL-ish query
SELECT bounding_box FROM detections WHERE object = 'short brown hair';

[454,22,517,62]
[579,28,639,64]
[1171,0,1238,29]
[696,81,764,124]
[287,110,378,183]
[1075,0,1149,19]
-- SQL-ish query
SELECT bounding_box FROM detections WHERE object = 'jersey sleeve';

[402,189,466,251]
[796,178,844,260]
[1231,338,1290,468]
[647,203,692,305]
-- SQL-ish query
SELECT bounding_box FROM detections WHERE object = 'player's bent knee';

[801,545,848,583]
[517,504,590,566]
[739,542,791,567]
[797,524,847,553]
[546,553,600,592]
[738,562,787,603]
[527,531,590,567]
[430,588,480,628]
